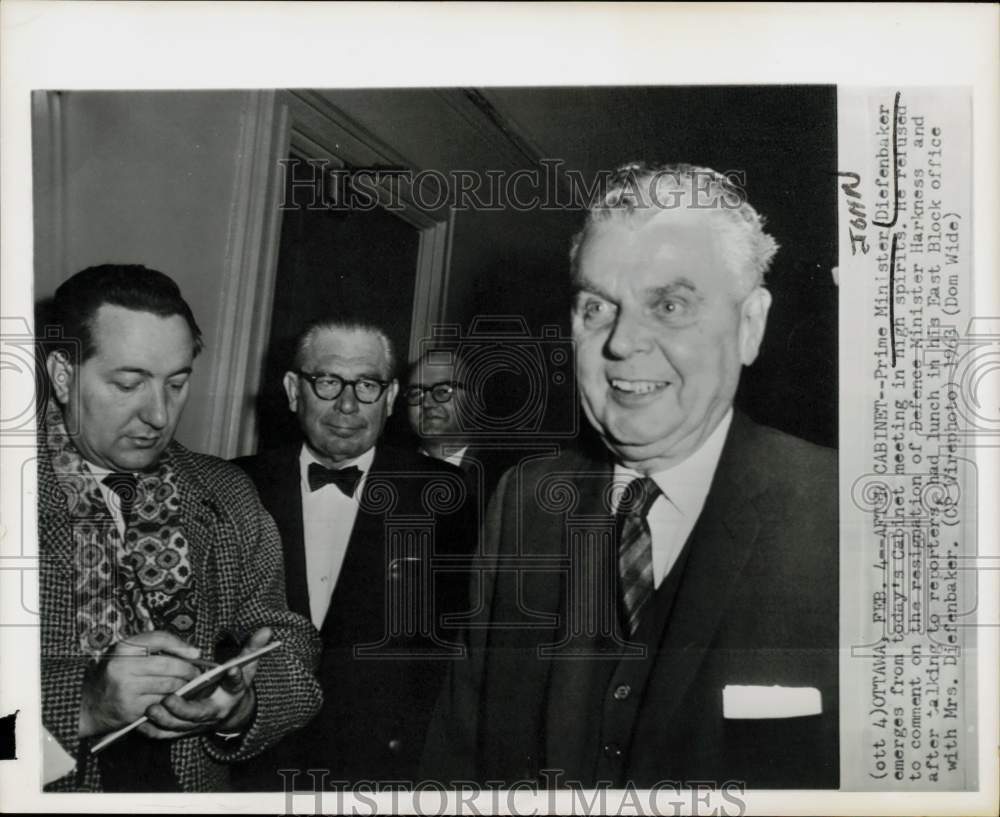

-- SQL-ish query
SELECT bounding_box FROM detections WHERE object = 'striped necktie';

[617,476,661,636]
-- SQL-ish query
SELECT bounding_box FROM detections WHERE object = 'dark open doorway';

[256,157,420,451]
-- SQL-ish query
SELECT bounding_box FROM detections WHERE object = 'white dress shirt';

[419,444,469,469]
[299,444,375,628]
[612,410,733,588]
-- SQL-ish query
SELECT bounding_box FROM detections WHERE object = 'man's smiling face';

[571,209,771,471]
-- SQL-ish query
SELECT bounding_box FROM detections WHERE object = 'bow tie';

[308,463,363,496]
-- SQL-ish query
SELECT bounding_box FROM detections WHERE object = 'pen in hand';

[90,639,280,753]
[89,649,215,751]
[158,653,218,672]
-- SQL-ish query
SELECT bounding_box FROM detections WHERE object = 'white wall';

[34,90,252,453]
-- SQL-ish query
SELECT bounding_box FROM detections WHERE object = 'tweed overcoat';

[39,434,324,791]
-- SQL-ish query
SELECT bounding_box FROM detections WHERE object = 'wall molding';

[31,90,66,297]
[204,90,288,458]
[409,214,454,362]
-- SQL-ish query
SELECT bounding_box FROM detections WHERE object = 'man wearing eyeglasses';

[232,318,475,789]
[405,350,515,504]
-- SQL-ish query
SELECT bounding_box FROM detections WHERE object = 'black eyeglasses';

[295,371,390,404]
[403,381,464,406]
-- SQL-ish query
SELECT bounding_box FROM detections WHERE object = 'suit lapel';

[644,413,766,722]
[483,449,613,776]
[542,452,616,653]
[170,445,219,654]
[494,449,612,641]
[37,445,80,648]
[268,447,309,618]
[318,447,390,636]
[347,446,390,554]
[37,447,76,563]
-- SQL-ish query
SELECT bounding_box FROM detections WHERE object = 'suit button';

[613,684,631,701]
[602,742,622,758]
[388,738,402,754]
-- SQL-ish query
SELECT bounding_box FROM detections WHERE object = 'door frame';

[208,89,453,457]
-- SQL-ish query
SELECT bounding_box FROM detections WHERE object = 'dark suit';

[233,444,475,787]
[423,412,839,789]
[433,444,521,513]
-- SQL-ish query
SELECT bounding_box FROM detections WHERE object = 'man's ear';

[385,379,399,417]
[738,286,772,366]
[46,350,74,406]
[282,371,300,413]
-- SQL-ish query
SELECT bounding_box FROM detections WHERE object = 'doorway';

[255,156,420,451]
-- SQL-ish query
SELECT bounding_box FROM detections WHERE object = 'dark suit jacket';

[423,412,839,789]
[435,444,522,515]
[233,443,476,787]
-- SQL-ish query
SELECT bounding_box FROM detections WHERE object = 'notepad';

[90,640,282,754]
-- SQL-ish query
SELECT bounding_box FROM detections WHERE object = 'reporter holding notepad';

[37,265,322,792]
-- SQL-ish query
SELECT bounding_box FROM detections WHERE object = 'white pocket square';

[722,685,822,719]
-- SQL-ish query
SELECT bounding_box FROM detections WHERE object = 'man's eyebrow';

[572,277,701,302]
[648,278,701,299]
[314,368,386,380]
[112,367,152,377]
[572,278,617,302]
[112,366,193,378]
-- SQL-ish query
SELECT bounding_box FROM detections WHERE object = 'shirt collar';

[83,460,144,482]
[614,409,733,517]
[419,444,469,468]
[85,460,113,480]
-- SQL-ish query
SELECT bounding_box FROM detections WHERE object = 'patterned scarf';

[44,400,198,659]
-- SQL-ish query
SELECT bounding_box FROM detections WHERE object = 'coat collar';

[486,411,770,708]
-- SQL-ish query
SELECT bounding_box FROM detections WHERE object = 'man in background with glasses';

[405,349,516,505]
[233,318,475,789]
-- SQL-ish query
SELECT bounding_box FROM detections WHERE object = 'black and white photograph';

[0,3,996,815]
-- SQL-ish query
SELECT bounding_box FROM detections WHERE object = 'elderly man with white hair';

[423,163,839,789]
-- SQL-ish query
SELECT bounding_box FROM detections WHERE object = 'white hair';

[568,162,779,294]
[293,318,396,379]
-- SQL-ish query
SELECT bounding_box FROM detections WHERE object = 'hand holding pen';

[80,628,273,744]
